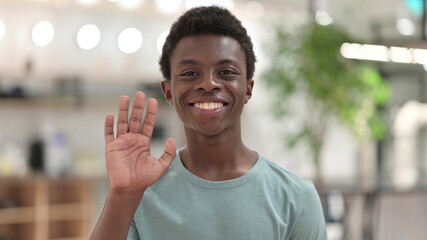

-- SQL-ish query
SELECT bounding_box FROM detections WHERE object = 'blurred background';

[0,0,426,239]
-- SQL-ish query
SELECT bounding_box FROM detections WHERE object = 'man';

[90,6,327,240]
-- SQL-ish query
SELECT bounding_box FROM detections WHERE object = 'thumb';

[158,138,176,168]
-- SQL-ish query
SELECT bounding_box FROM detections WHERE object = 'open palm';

[104,92,176,192]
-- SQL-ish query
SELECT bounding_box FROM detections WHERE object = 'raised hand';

[104,91,176,192]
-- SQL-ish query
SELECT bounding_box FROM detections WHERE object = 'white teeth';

[194,102,224,110]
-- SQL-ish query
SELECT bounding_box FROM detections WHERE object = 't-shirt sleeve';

[127,219,140,240]
[288,182,328,240]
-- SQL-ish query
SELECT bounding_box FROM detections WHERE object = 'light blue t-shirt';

[128,151,327,240]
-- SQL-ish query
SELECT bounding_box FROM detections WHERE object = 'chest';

[135,185,293,240]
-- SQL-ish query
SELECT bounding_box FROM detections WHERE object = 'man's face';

[162,34,253,137]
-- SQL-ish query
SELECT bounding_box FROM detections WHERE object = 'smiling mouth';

[190,102,228,110]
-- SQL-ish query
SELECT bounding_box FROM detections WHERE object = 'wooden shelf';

[0,207,35,224]
[0,98,79,109]
[0,222,35,240]
[51,238,85,240]
[0,176,94,240]
[49,203,88,221]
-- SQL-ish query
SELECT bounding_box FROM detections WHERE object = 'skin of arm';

[89,188,144,240]
[90,91,176,240]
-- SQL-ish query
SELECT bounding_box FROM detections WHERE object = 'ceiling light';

[118,28,143,54]
[396,18,415,36]
[340,43,363,60]
[157,31,169,53]
[389,47,412,63]
[412,49,427,64]
[341,43,388,62]
[155,0,183,14]
[361,44,389,62]
[32,21,55,47]
[315,11,333,26]
[341,42,427,65]
[77,24,101,50]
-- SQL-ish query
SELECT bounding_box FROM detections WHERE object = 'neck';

[180,123,257,181]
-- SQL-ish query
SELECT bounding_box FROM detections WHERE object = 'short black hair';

[159,6,256,81]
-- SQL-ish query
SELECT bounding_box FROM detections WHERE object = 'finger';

[159,138,176,168]
[141,98,158,139]
[128,92,146,133]
[117,96,130,137]
[105,113,115,144]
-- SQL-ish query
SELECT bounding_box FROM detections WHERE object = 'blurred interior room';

[0,0,426,239]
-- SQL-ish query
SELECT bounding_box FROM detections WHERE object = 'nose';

[194,74,223,92]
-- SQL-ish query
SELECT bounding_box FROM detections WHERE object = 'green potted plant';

[262,22,391,186]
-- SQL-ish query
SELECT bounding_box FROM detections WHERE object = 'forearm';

[90,188,145,240]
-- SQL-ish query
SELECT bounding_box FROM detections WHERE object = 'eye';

[180,71,198,76]
[219,70,236,75]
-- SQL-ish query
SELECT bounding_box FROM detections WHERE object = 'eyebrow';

[178,58,239,66]
[218,59,238,65]
[178,59,198,66]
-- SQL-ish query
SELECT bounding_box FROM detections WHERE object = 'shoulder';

[257,155,321,217]
[259,154,315,195]
[258,156,327,239]
[256,154,327,238]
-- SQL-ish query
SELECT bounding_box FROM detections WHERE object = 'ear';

[161,80,174,107]
[244,80,254,104]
